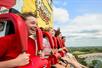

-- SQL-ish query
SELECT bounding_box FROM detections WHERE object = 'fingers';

[19,52,30,62]
[22,52,30,57]
[22,53,30,61]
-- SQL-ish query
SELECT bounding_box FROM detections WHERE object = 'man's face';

[25,16,38,35]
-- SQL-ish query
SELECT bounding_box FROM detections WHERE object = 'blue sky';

[0,0,102,47]
[53,0,102,47]
[53,0,102,19]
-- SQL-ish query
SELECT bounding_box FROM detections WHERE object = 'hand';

[14,52,30,66]
[61,56,82,68]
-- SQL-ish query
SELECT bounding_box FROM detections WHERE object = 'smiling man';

[0,12,38,68]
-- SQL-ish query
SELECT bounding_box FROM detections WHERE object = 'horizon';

[68,45,102,48]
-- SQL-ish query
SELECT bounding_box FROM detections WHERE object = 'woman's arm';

[0,53,30,68]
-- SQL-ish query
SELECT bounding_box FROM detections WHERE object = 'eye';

[31,21,36,24]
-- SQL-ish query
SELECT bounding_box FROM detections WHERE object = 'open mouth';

[30,27,37,33]
[30,27,36,31]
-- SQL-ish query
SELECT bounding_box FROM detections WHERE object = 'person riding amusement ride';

[0,1,88,68]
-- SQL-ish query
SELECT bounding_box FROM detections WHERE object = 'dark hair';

[51,65,57,68]
[40,27,44,31]
[62,36,65,39]
[55,28,61,37]
[19,12,37,20]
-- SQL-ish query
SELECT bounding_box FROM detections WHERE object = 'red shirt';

[0,34,36,61]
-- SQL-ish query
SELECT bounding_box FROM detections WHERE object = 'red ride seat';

[56,37,65,57]
[61,39,68,53]
[42,32,61,65]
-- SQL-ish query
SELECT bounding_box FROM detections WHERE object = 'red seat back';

[0,0,16,9]
[56,37,65,57]
[52,37,58,49]
[36,28,43,50]
[57,37,63,48]
[43,32,54,49]
[0,13,28,52]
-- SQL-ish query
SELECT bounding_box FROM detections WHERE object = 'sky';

[53,0,102,47]
[0,0,102,47]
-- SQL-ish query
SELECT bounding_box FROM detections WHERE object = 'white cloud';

[53,6,69,23]
[61,14,102,39]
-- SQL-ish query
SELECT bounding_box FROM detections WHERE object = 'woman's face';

[51,29,55,36]
[25,16,38,35]
[59,33,62,38]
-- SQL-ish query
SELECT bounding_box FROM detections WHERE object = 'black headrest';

[5,21,15,35]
